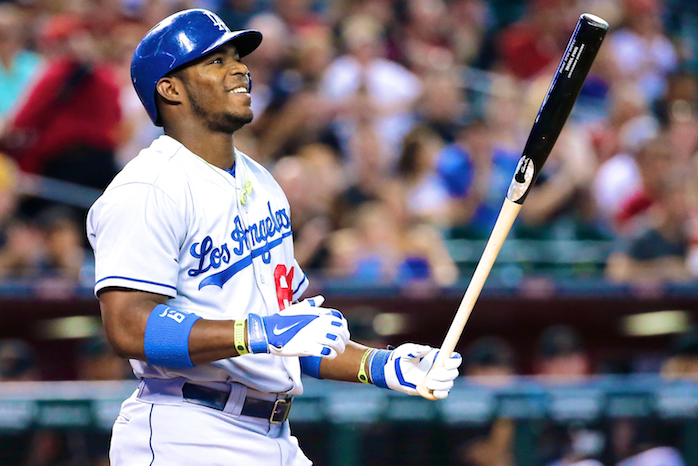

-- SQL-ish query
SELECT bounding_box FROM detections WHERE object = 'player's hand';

[382,344,462,398]
[247,296,350,359]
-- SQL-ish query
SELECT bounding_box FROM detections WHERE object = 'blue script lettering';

[189,204,292,284]
[188,236,232,277]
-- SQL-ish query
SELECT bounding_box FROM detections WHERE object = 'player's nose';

[228,62,249,80]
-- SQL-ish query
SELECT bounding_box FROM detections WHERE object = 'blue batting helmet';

[131,9,262,126]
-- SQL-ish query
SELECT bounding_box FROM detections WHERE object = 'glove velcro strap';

[368,349,392,389]
[247,314,269,354]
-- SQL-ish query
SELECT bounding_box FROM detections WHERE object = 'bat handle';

[416,199,523,401]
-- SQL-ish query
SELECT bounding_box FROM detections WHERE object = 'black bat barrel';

[507,13,609,205]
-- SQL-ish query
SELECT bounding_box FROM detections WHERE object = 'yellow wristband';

[358,349,374,384]
[234,319,249,355]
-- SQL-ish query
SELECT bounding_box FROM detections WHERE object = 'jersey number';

[274,265,294,310]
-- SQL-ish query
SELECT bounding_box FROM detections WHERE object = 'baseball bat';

[416,13,609,400]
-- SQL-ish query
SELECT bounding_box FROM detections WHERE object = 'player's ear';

[155,76,184,105]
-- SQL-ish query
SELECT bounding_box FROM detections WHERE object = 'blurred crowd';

[0,0,695,288]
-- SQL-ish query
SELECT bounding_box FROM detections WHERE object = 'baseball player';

[87,9,462,465]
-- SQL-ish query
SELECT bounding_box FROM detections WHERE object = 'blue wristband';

[369,349,392,389]
[299,356,322,379]
[247,313,269,354]
[144,304,201,368]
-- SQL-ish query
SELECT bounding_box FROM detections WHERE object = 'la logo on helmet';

[203,11,229,32]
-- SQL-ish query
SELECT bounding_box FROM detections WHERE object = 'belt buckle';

[270,396,293,424]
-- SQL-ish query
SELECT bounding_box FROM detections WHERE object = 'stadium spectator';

[327,197,457,286]
[394,125,450,226]
[399,0,453,74]
[273,144,344,269]
[0,217,44,280]
[544,428,605,466]
[416,68,466,144]
[0,338,39,382]
[444,0,489,68]
[320,13,422,167]
[436,118,520,237]
[517,126,602,239]
[216,0,270,31]
[587,85,650,167]
[459,418,515,466]
[462,336,517,384]
[326,200,403,283]
[611,419,686,466]
[495,0,574,80]
[35,206,89,282]
[0,3,42,123]
[0,153,18,245]
[0,14,121,190]
[591,114,661,228]
[661,328,698,379]
[332,118,390,227]
[75,333,131,381]
[607,0,678,104]
[252,23,339,162]
[534,325,591,380]
[605,169,695,284]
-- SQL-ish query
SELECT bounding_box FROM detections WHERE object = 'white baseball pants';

[109,384,312,465]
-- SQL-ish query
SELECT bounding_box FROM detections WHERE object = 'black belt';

[181,383,293,424]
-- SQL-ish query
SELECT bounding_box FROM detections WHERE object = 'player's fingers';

[443,353,463,371]
[322,309,349,339]
[304,295,325,307]
[323,332,346,354]
[427,363,460,382]
[319,346,338,359]
[425,377,454,393]
[397,343,432,359]
[432,389,451,400]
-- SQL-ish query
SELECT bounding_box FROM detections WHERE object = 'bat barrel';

[506,13,609,205]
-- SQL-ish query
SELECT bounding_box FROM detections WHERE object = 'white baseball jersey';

[87,135,309,395]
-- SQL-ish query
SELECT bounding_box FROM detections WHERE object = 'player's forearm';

[318,341,372,382]
[98,288,245,364]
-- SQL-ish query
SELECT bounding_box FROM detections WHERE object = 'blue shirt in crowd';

[0,51,42,119]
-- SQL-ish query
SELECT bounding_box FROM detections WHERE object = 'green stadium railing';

[1,376,697,465]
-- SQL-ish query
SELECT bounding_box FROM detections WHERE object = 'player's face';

[180,43,253,133]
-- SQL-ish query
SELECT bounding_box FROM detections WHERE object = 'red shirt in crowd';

[7,57,121,174]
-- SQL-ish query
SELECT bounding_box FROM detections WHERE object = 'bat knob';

[416,378,439,401]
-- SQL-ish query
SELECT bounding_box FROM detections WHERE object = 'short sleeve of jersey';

[87,183,185,298]
[291,258,309,301]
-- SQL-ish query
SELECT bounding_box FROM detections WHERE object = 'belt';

[181,382,293,424]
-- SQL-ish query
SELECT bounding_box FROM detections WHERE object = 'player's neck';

[165,127,236,170]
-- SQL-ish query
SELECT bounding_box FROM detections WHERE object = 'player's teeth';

[231,87,247,93]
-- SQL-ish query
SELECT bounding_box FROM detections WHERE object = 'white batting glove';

[370,343,462,399]
[247,296,350,359]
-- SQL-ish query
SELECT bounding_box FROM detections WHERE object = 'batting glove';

[247,296,350,359]
[370,343,462,399]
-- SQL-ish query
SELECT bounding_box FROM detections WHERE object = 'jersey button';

[260,275,266,284]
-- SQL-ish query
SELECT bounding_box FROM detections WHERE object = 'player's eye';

[210,57,223,65]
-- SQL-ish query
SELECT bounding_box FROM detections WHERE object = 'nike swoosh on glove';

[247,296,350,359]
[376,343,462,399]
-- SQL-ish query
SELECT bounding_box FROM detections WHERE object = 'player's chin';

[210,112,254,133]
